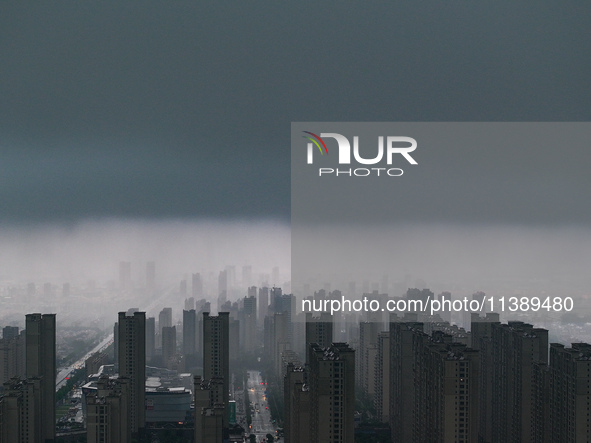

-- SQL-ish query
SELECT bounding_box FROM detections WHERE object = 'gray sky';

[1,1,591,223]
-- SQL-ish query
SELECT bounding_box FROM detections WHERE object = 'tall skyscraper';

[85,375,131,443]
[158,307,172,350]
[491,321,548,443]
[117,311,146,435]
[547,342,591,442]
[0,329,25,384]
[192,273,203,298]
[374,331,390,423]
[183,309,196,356]
[0,377,42,442]
[271,312,291,376]
[389,315,481,442]
[419,332,480,442]
[270,286,283,313]
[145,317,156,363]
[218,271,228,311]
[357,321,380,394]
[284,363,310,443]
[161,326,177,366]
[389,315,423,443]
[258,286,269,321]
[471,312,500,443]
[241,296,257,354]
[194,375,225,442]
[2,326,19,340]
[184,296,195,311]
[203,312,229,427]
[158,307,172,330]
[199,405,225,443]
[196,302,210,356]
[26,313,56,443]
[308,343,355,443]
[243,295,257,318]
[305,312,333,363]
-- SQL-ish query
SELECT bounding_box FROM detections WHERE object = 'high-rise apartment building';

[183,309,196,357]
[305,312,333,364]
[117,311,146,435]
[271,312,291,376]
[548,342,591,442]
[218,271,228,310]
[158,307,172,330]
[194,375,225,442]
[26,313,56,442]
[258,287,269,321]
[471,312,500,443]
[358,321,380,395]
[389,316,424,443]
[0,329,25,385]
[241,296,257,354]
[490,321,548,443]
[145,317,156,363]
[184,296,194,311]
[373,331,390,423]
[308,343,355,443]
[284,363,310,443]
[0,377,42,443]
[161,326,177,366]
[85,375,131,443]
[192,273,203,298]
[2,326,19,340]
[389,316,481,443]
[419,333,480,442]
[203,312,229,426]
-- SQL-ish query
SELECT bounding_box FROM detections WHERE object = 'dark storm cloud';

[1,1,590,221]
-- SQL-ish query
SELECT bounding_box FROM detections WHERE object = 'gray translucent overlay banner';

[291,123,591,324]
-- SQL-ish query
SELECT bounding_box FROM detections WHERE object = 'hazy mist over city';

[0,219,291,326]
[293,222,591,298]
[2,219,591,328]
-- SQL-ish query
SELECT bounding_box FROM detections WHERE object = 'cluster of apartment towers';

[2,287,591,442]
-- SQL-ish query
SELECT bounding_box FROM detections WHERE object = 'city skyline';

[3,281,591,442]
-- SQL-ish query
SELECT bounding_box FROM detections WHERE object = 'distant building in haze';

[183,309,196,357]
[119,261,131,291]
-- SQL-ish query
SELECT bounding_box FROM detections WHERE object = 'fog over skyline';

[293,223,591,299]
[0,219,290,284]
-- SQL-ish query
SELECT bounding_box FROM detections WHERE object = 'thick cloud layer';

[1,2,591,221]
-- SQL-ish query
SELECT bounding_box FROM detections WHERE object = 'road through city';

[247,370,277,442]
